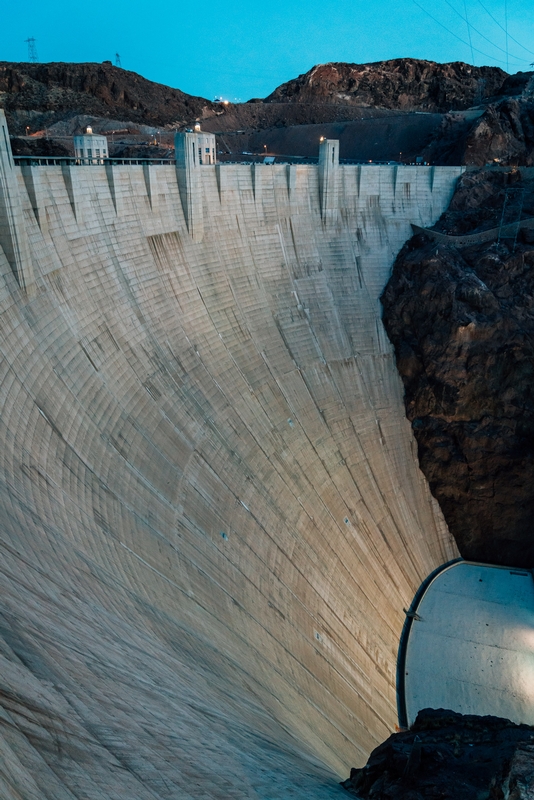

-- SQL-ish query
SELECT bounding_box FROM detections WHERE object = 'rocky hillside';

[4,58,534,166]
[416,74,534,167]
[341,708,534,800]
[462,95,534,165]
[265,59,507,112]
[0,61,218,134]
[382,168,534,568]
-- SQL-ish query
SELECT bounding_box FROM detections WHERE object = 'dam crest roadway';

[0,108,516,798]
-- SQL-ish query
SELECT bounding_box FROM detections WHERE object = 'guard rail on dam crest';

[0,106,495,798]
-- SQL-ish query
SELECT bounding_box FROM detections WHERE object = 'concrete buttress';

[319,138,339,222]
[0,110,34,292]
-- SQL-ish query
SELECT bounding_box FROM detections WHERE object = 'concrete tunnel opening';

[0,108,530,798]
[398,561,534,731]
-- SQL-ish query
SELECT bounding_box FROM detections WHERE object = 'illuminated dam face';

[0,111,462,798]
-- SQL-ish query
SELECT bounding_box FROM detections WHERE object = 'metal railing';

[13,156,177,167]
[12,155,467,168]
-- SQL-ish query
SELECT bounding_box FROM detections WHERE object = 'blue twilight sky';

[1,0,533,101]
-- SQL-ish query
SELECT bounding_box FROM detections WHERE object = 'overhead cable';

[441,0,526,62]
[411,0,526,67]
[476,0,534,57]
[463,0,475,63]
[505,0,509,71]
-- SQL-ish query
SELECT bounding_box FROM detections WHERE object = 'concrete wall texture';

[0,110,463,798]
[404,563,534,729]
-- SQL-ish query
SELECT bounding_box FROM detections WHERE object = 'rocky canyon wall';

[382,167,534,568]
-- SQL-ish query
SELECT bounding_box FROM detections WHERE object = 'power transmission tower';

[25,37,38,63]
[115,53,121,68]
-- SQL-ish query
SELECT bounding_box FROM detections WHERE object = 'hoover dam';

[1,108,524,798]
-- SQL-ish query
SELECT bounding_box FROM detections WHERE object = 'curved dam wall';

[0,118,462,798]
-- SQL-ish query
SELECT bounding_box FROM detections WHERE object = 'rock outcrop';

[0,61,217,133]
[462,95,534,165]
[341,708,534,800]
[10,136,70,157]
[265,60,507,112]
[497,70,534,97]
[107,142,174,159]
[382,168,534,567]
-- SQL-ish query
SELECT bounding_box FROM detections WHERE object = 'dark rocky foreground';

[342,709,534,799]
[382,168,534,567]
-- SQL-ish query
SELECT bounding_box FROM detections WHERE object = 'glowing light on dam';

[0,108,467,798]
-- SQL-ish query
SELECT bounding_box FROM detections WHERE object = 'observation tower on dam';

[0,108,531,799]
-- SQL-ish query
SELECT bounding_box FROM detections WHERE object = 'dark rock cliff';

[382,168,534,568]
[462,94,534,166]
[265,59,507,112]
[342,708,534,800]
[0,61,217,133]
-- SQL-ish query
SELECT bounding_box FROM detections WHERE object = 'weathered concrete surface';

[0,116,462,797]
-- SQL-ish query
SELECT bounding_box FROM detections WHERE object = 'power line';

[504,0,509,71]
[411,0,526,66]
[441,0,526,63]
[463,0,475,63]
[476,0,534,57]
[24,37,38,63]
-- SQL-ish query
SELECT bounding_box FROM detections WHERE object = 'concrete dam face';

[0,112,463,798]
